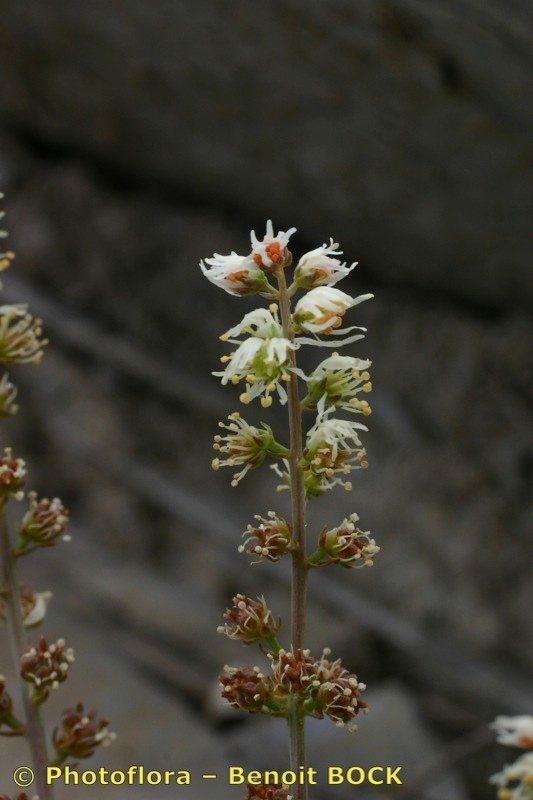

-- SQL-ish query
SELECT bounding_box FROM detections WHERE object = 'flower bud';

[20,637,75,704]
[53,703,115,761]
[250,221,296,272]
[0,304,47,364]
[246,785,292,800]
[220,666,271,713]
[0,675,24,734]
[17,493,70,553]
[218,594,280,645]
[0,373,18,417]
[491,716,533,749]
[0,448,26,501]
[240,512,292,563]
[317,514,380,568]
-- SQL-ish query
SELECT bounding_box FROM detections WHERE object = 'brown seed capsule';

[219,666,271,713]
[0,448,26,501]
[53,703,115,760]
[218,595,280,645]
[20,637,75,704]
[17,493,70,551]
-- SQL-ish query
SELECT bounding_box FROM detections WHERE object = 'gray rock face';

[0,1,531,307]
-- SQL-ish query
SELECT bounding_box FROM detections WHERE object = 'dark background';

[0,2,532,798]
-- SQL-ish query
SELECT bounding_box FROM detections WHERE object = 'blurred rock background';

[0,2,531,798]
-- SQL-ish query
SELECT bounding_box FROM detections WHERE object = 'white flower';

[212,413,286,486]
[200,251,269,296]
[250,220,297,270]
[490,752,533,799]
[23,590,53,628]
[492,716,533,750]
[294,239,356,288]
[301,411,369,495]
[303,353,372,415]
[216,306,295,407]
[0,304,47,365]
[293,286,373,344]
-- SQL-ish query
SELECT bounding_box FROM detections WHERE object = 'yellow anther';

[360,460,369,469]
[269,303,278,313]
[246,374,257,383]
[219,333,229,341]
[231,375,240,385]
[239,392,252,404]
[261,396,273,408]
[228,412,241,420]
[211,458,220,470]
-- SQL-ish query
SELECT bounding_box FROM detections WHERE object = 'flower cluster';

[300,412,368,495]
[239,512,292,563]
[53,704,116,762]
[15,493,70,555]
[0,304,47,365]
[312,513,380,569]
[302,353,372,416]
[20,637,75,704]
[212,413,287,486]
[221,647,367,731]
[0,448,26,502]
[218,595,281,645]
[490,715,533,799]
[216,307,294,407]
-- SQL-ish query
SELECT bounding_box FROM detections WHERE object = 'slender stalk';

[0,506,54,800]
[275,268,308,800]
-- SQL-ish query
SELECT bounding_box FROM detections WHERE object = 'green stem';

[0,508,54,800]
[275,268,308,800]
[264,635,282,655]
